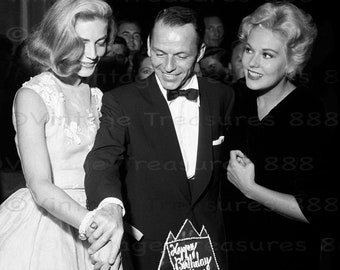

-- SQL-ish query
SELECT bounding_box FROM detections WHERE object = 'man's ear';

[147,35,151,57]
[197,43,206,62]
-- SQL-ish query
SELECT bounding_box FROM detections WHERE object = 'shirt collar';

[155,74,200,105]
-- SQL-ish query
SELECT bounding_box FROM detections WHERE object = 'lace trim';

[23,72,103,145]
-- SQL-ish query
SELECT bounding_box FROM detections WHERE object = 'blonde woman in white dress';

[0,0,119,269]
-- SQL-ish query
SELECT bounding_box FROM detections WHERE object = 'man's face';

[204,16,224,48]
[117,22,142,53]
[148,21,205,91]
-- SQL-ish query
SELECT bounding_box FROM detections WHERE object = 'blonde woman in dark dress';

[225,2,336,270]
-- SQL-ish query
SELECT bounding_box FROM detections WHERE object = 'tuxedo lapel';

[191,85,213,205]
[139,75,191,203]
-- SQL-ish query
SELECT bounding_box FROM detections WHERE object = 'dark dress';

[223,86,336,270]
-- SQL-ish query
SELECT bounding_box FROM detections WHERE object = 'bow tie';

[167,88,199,101]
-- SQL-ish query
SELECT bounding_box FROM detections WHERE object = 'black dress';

[223,86,337,270]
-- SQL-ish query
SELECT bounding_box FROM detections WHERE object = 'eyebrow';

[153,48,188,56]
[246,43,279,54]
[81,35,107,42]
[121,30,141,34]
[262,48,279,54]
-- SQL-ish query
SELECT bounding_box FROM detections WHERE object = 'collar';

[155,74,200,106]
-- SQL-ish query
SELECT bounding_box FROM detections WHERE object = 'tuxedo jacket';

[84,74,234,270]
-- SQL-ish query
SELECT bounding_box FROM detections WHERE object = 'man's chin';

[162,85,179,91]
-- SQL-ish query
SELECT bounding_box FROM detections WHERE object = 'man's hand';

[90,241,123,270]
[87,203,124,265]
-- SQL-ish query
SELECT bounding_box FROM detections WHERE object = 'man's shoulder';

[198,77,234,99]
[102,76,156,108]
[104,78,153,99]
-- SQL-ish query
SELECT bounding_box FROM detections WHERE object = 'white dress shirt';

[156,75,200,179]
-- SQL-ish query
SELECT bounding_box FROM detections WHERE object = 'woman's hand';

[227,150,256,198]
[90,241,122,270]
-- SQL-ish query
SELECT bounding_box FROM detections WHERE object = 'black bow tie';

[167,88,199,101]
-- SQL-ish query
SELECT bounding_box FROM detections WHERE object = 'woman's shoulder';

[22,71,55,87]
[20,72,64,108]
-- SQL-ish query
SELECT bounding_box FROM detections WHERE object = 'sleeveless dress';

[0,72,103,270]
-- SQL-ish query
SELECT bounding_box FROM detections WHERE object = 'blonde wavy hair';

[27,0,116,77]
[238,1,317,80]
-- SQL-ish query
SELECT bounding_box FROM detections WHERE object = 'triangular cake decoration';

[157,219,220,270]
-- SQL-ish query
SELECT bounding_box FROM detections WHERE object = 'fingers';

[94,261,111,270]
[86,221,99,241]
[89,232,112,255]
[229,150,248,166]
[236,156,246,166]
[230,150,244,160]
[101,264,112,270]
[91,244,122,270]
[88,225,104,245]
[110,252,122,270]
[108,242,121,265]
[94,261,103,270]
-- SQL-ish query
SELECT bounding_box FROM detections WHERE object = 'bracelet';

[78,209,97,241]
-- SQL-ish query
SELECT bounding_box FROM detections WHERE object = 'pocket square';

[124,222,143,241]
[212,135,224,146]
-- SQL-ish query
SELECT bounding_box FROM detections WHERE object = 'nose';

[129,35,135,42]
[164,56,176,73]
[212,28,218,38]
[249,53,260,68]
[85,43,97,61]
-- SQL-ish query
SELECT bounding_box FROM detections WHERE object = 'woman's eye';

[263,53,273,59]
[245,47,252,54]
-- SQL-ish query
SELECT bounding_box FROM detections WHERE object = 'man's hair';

[150,6,204,49]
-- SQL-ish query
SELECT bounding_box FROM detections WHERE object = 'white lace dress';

[0,72,103,270]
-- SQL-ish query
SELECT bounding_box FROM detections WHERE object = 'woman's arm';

[227,150,309,223]
[14,87,88,229]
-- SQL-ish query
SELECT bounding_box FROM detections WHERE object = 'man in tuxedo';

[84,6,234,270]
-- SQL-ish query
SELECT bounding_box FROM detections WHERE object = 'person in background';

[84,6,234,270]
[229,39,245,83]
[117,18,143,77]
[203,14,225,48]
[132,49,154,81]
[0,0,118,269]
[224,2,336,270]
[199,47,231,84]
[94,36,130,91]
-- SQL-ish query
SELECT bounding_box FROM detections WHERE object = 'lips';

[247,70,263,80]
[81,62,96,68]
[162,73,179,81]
